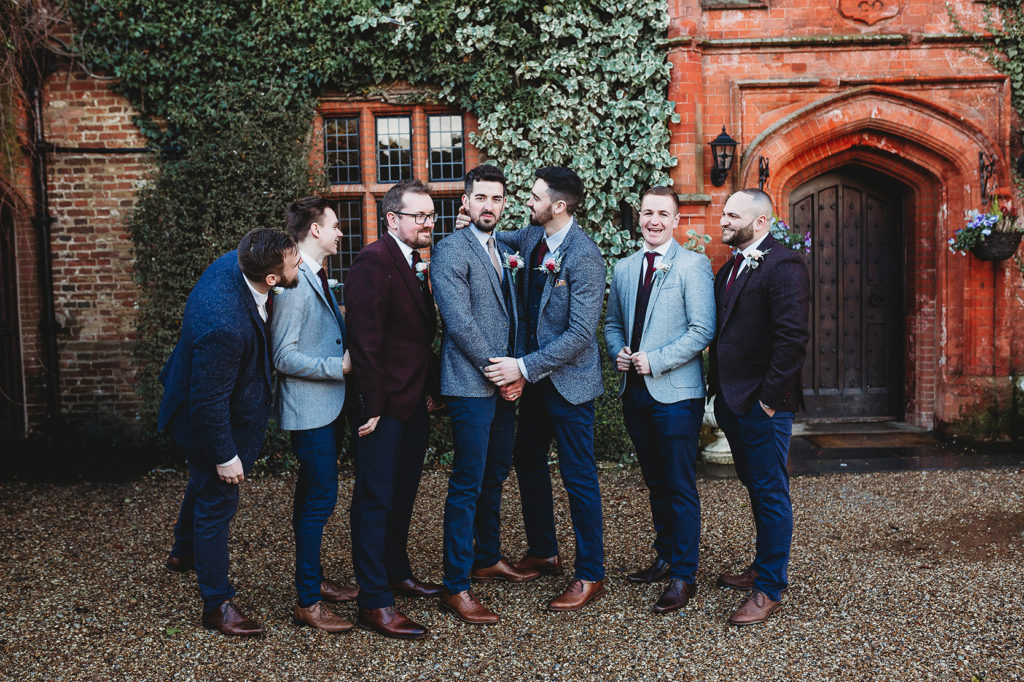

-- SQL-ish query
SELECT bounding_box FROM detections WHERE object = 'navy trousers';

[171,449,255,613]
[621,383,704,583]
[714,398,795,602]
[349,402,428,610]
[442,395,516,593]
[513,378,605,582]
[290,418,342,607]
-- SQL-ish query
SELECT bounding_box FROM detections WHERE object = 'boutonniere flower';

[327,278,342,293]
[503,252,525,283]
[271,286,283,296]
[653,261,672,281]
[537,253,563,277]
[745,248,771,270]
[415,261,429,281]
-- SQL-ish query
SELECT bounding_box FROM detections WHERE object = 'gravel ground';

[1,466,1022,681]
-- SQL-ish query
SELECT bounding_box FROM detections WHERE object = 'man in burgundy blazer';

[344,179,442,640]
[709,188,809,627]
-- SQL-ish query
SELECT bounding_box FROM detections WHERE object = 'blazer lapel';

[720,234,776,326]
[467,227,506,311]
[643,239,679,332]
[624,249,643,340]
[538,220,576,316]
[383,233,431,321]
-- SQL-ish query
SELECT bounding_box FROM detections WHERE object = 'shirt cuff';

[516,358,530,382]
[216,455,240,469]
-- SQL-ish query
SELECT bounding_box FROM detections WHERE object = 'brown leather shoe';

[293,601,354,633]
[471,558,541,584]
[439,589,499,625]
[652,579,696,614]
[728,590,781,626]
[627,558,670,584]
[201,600,264,637]
[320,579,359,602]
[357,606,428,640]
[512,553,563,576]
[165,554,193,572]
[547,579,605,611]
[388,577,442,598]
[717,566,758,591]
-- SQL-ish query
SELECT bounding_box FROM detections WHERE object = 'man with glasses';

[345,179,442,639]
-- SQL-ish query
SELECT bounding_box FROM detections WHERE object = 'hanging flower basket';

[970,231,1023,262]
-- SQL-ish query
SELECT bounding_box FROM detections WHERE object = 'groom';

[709,188,809,626]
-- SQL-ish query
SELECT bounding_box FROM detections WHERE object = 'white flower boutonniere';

[503,252,525,284]
[745,248,771,270]
[327,278,342,294]
[653,261,672,281]
[271,286,284,296]
[537,253,563,277]
[415,261,429,281]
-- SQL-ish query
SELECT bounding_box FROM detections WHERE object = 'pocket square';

[554,279,568,288]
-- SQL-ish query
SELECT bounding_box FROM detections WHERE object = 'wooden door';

[789,167,905,420]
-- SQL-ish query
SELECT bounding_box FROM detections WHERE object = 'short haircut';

[285,196,329,241]
[737,188,774,219]
[382,179,431,218]
[535,166,584,215]
[464,164,507,196]
[237,228,297,283]
[641,186,680,212]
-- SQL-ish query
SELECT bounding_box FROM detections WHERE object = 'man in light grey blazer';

[430,164,541,626]
[479,166,607,611]
[270,196,358,633]
[605,186,715,615]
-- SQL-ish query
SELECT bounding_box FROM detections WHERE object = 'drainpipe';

[28,85,62,433]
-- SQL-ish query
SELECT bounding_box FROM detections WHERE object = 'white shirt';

[300,248,323,276]
[388,231,416,267]
[640,239,672,281]
[733,232,771,279]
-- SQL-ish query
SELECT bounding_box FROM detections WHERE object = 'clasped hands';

[615,346,651,375]
[484,357,525,401]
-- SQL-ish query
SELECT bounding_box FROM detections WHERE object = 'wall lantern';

[758,155,770,191]
[979,151,995,203]
[709,126,738,187]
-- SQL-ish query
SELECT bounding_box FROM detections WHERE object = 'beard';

[472,210,500,232]
[723,218,756,247]
[529,205,553,226]
[276,270,300,289]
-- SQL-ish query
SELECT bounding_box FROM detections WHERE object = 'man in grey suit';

[480,166,607,611]
[430,164,541,626]
[605,186,715,614]
[270,196,358,633]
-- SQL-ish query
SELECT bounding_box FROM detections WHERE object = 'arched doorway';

[1,193,25,439]
[789,165,906,421]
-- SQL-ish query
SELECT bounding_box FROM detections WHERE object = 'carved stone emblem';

[837,0,901,26]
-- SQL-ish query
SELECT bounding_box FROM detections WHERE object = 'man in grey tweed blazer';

[430,164,541,626]
[605,186,715,615]
[270,196,358,633]
[479,166,607,611]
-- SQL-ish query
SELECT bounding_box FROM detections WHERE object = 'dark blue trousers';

[349,403,428,610]
[171,450,255,613]
[714,398,795,602]
[290,418,342,607]
[442,395,516,593]
[513,378,605,582]
[621,383,703,583]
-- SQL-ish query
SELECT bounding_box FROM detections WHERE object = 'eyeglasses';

[392,211,437,225]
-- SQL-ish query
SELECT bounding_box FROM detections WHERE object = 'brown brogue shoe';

[471,558,541,584]
[439,590,499,625]
[165,554,193,572]
[728,590,781,626]
[547,579,605,611]
[320,579,359,602]
[512,553,563,576]
[627,558,671,584]
[652,579,696,614]
[388,577,443,598]
[293,601,354,633]
[357,606,428,640]
[717,566,758,591]
[201,600,265,637]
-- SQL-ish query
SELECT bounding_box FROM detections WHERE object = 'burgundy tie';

[533,239,549,268]
[316,268,332,303]
[642,252,657,290]
[725,254,743,293]
[265,291,274,317]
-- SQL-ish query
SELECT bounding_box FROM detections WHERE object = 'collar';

[544,218,573,253]
[645,240,672,258]
[468,223,494,249]
[299,248,322,275]
[388,231,416,266]
[243,275,268,308]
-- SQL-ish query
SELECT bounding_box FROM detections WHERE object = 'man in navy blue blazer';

[161,228,300,636]
[270,196,358,633]
[709,188,809,626]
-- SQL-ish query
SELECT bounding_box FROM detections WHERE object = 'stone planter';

[971,231,1023,262]
[701,395,733,465]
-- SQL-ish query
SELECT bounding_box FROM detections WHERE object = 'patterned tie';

[487,236,502,279]
[642,252,657,290]
[725,254,743,293]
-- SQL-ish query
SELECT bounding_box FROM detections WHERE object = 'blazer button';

[336,339,342,344]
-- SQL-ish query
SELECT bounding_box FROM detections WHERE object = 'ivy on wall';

[69,0,676,462]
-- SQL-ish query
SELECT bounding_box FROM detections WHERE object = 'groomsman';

[161,228,300,636]
[270,196,358,633]
[709,188,809,626]
[482,166,607,611]
[431,164,541,625]
[605,187,715,614]
[345,179,442,640]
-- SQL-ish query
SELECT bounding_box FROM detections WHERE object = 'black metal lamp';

[979,151,995,203]
[758,155,770,191]
[709,126,738,187]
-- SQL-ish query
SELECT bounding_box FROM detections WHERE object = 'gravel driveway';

[1,467,1021,680]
